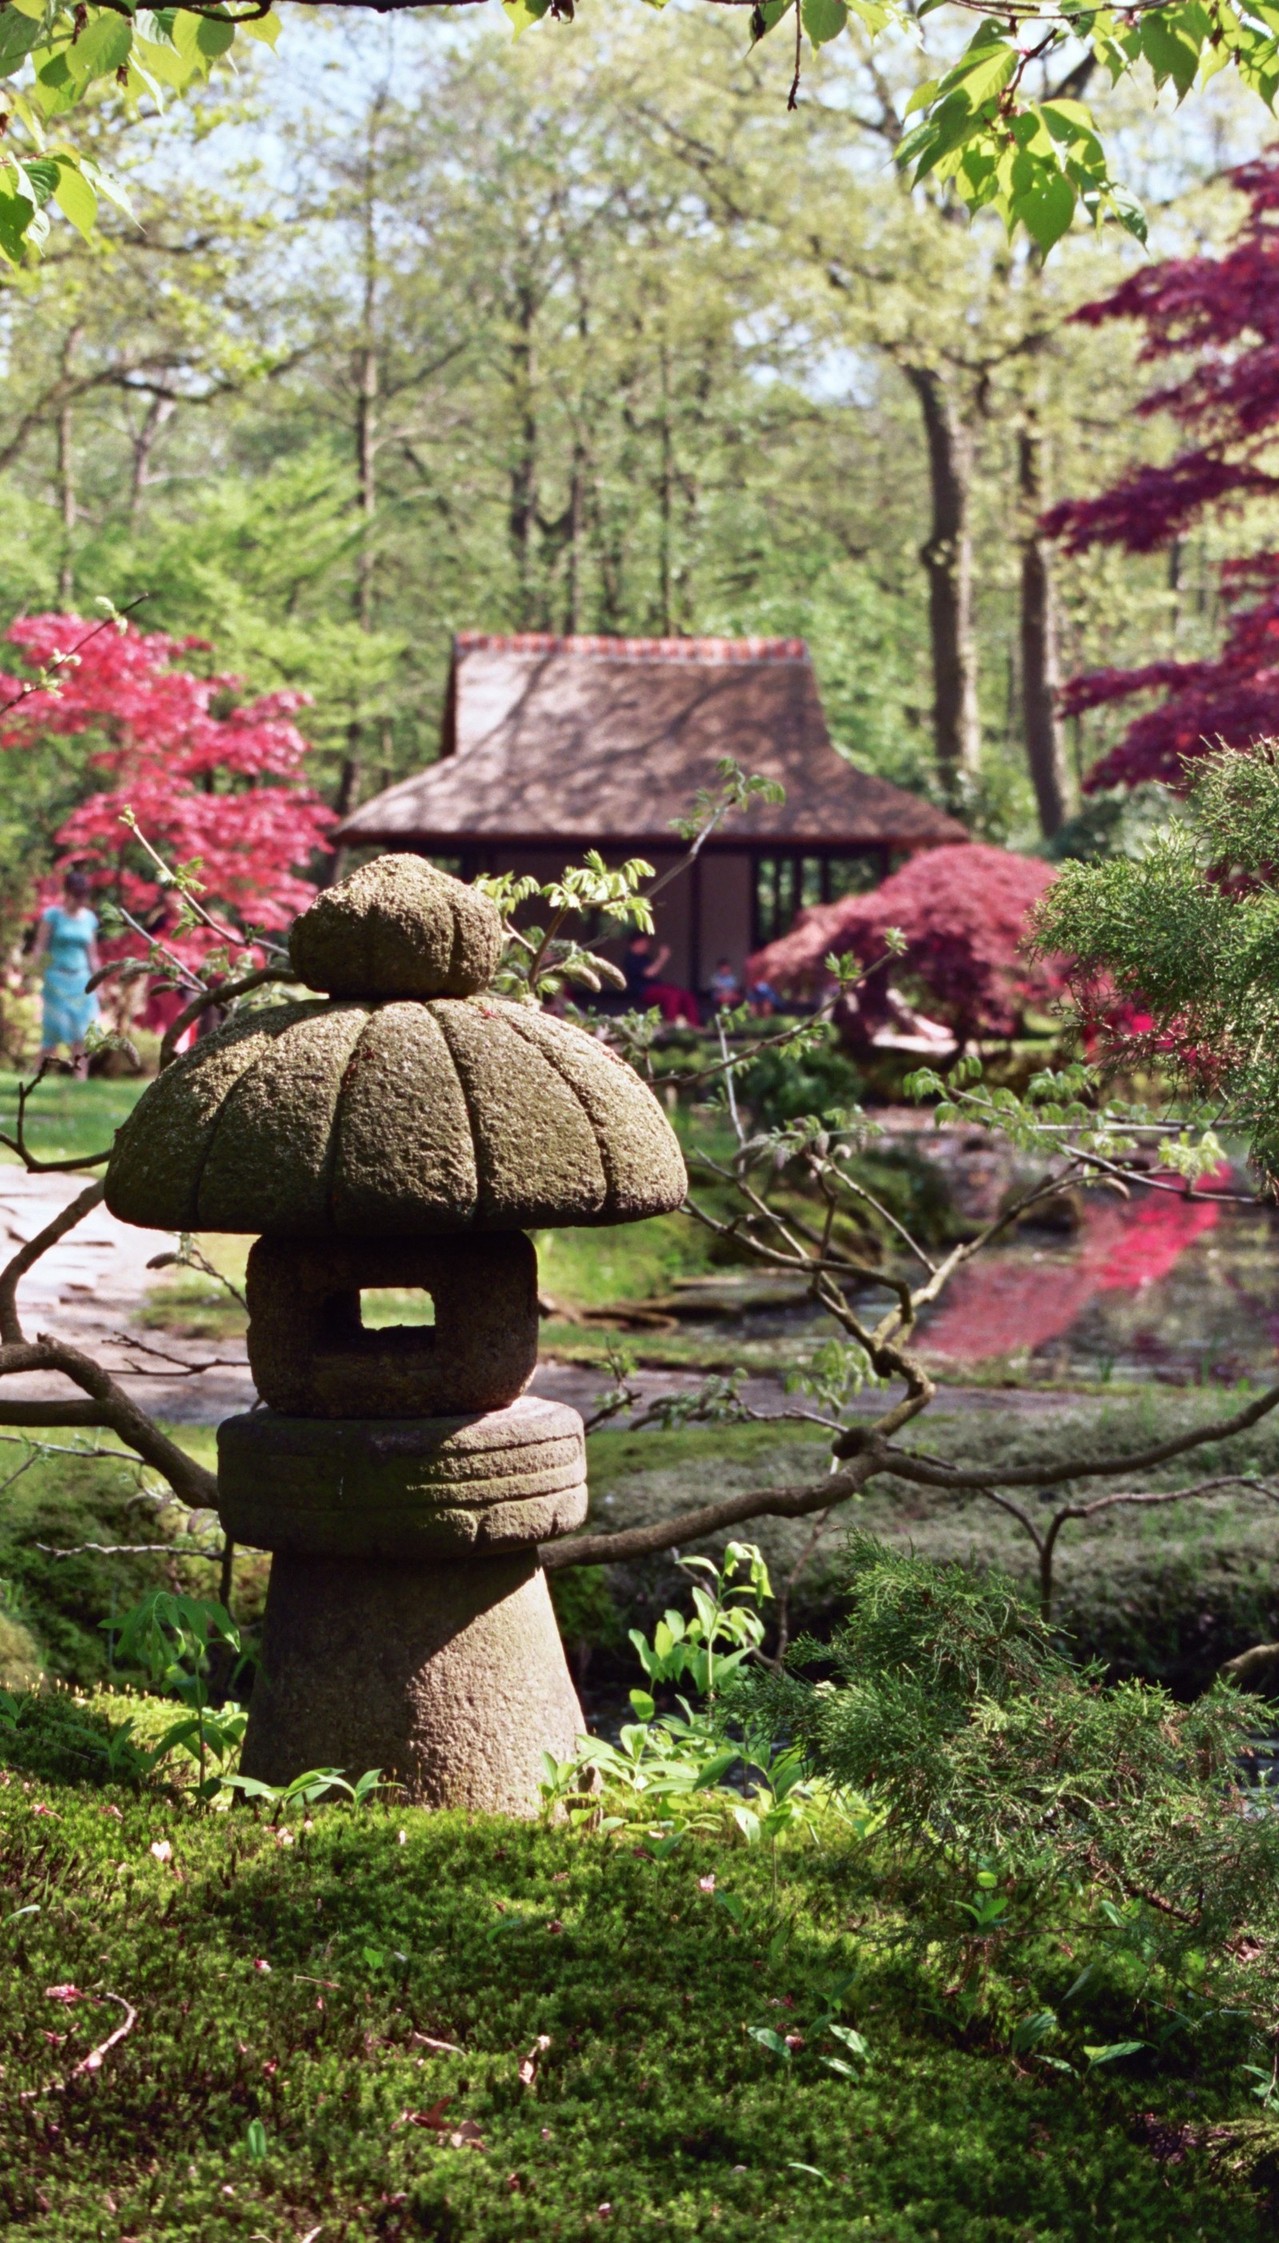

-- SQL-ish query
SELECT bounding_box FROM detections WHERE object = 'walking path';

[0,1166,1083,1435]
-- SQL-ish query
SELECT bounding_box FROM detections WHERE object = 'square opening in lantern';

[358,1288,437,1331]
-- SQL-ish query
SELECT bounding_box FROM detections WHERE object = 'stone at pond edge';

[289,855,503,999]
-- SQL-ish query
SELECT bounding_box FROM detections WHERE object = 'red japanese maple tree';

[0,612,332,959]
[749,842,1061,1047]
[1045,158,1279,792]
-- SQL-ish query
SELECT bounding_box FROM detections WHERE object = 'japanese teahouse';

[333,633,966,998]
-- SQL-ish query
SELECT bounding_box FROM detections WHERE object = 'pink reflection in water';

[922,1174,1225,1363]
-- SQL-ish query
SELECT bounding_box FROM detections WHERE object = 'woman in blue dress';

[33,869,101,1077]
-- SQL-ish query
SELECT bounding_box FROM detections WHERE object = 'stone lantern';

[104,857,686,1811]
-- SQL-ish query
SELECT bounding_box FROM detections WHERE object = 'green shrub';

[736,1534,1279,2026]
[0,1441,222,1685]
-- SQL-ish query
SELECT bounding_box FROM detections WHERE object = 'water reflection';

[918,1176,1279,1382]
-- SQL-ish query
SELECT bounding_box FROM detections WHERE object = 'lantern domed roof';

[104,859,687,1238]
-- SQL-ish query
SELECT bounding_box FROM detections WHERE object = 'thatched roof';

[335,634,967,853]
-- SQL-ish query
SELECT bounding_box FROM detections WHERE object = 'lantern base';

[240,1545,583,1814]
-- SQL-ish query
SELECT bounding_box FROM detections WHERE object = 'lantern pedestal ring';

[218,1397,587,1811]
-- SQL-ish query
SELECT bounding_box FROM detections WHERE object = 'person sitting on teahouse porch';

[622,932,700,1027]
[32,867,101,1078]
[709,957,741,1011]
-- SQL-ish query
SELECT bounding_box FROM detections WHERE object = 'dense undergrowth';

[1,1703,1276,2243]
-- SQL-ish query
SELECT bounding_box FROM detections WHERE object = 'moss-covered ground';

[574,1393,1279,1698]
[1,1717,1275,2243]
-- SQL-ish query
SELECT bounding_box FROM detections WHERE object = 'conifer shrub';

[736,1535,1279,2026]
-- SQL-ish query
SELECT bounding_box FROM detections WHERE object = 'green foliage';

[1038,746,1279,1176]
[0,4,280,267]
[104,1587,250,1796]
[0,1680,154,1784]
[627,1541,773,1700]
[738,1533,1279,2013]
[3,1774,1276,2240]
[6,0,1279,265]
[582,1404,1279,1699]
[737,1025,865,1127]
[0,1437,200,1684]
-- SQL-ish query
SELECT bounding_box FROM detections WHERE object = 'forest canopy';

[5,0,1279,268]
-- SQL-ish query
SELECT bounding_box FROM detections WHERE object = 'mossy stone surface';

[239,1546,583,1811]
[289,854,502,999]
[217,1396,587,1557]
[245,1232,538,1418]
[328,1001,477,1234]
[106,997,686,1236]
[197,1003,370,1235]
[431,1000,608,1226]
[500,1002,688,1217]
[105,1005,291,1231]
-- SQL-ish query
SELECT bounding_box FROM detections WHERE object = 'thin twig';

[0,599,150,727]
[0,1181,105,1345]
[34,1540,222,1560]
[158,965,301,1070]
[19,1992,138,2102]
[880,1386,1279,1493]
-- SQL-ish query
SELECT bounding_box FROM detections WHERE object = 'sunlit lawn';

[0,1070,143,1168]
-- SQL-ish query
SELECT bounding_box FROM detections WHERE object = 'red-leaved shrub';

[749,842,1060,1046]
[0,613,332,960]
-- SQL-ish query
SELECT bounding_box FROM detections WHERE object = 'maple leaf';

[749,843,1061,1045]
[0,611,332,965]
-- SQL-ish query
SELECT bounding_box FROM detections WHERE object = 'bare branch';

[158,964,301,1069]
[542,1458,874,1572]
[878,1383,1279,1492]
[0,1330,216,1511]
[34,1540,222,1560]
[19,1994,138,2104]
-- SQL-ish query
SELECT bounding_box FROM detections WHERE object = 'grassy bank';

[0,1072,142,1167]
[573,1395,1279,1699]
[1,1726,1274,2242]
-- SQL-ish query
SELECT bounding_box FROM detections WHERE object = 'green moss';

[0,1605,42,1685]
[0,1770,1271,2241]
[535,1209,717,1310]
[0,1430,221,1684]
[580,1401,1279,1697]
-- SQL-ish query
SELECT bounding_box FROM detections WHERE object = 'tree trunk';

[330,108,384,871]
[657,339,674,637]
[1017,418,1068,838]
[129,392,175,525]
[903,364,981,792]
[55,325,82,607]
[509,276,539,629]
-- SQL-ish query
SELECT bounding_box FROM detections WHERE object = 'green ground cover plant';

[4,1764,1270,2243]
[4,1538,1279,2243]
[8,1398,1278,1704]
[581,1399,1279,1698]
